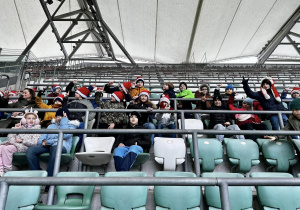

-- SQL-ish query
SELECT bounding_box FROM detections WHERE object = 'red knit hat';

[112,91,124,102]
[121,81,132,92]
[139,90,150,98]
[136,76,144,85]
[53,94,64,103]
[76,87,90,99]
[160,94,170,104]
[52,84,61,92]
[291,87,300,96]
[260,77,281,102]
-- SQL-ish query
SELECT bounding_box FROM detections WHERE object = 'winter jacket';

[176,89,194,110]
[155,112,175,126]
[130,86,148,98]
[202,101,233,129]
[47,92,59,105]
[194,91,213,110]
[67,99,95,122]
[37,117,79,153]
[281,91,293,110]
[228,96,262,127]
[35,96,62,123]
[6,124,41,152]
[243,82,285,111]
[95,92,126,124]
[127,101,157,124]
[0,97,37,109]
[275,114,300,141]
[115,124,151,151]
[103,84,133,102]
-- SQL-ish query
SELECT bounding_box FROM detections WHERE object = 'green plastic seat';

[226,139,260,173]
[154,171,200,210]
[256,138,269,148]
[291,139,300,156]
[13,136,79,168]
[261,140,297,172]
[132,153,150,170]
[101,172,147,210]
[34,172,99,210]
[251,172,300,209]
[4,170,47,210]
[201,172,253,210]
[189,138,223,172]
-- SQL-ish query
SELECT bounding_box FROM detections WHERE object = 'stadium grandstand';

[2,0,300,209]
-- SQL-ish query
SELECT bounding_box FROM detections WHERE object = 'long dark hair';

[23,88,36,100]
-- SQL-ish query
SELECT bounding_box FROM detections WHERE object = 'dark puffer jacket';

[0,97,37,109]
[115,124,151,151]
[243,82,285,111]
[66,99,95,122]
[202,101,233,129]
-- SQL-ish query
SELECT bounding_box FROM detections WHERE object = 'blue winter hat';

[225,84,234,91]
[243,98,253,108]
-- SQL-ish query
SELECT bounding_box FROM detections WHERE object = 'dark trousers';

[239,123,269,141]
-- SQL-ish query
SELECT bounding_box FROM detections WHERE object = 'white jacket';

[155,113,175,126]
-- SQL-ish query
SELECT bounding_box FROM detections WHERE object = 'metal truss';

[257,6,300,64]
[17,0,136,65]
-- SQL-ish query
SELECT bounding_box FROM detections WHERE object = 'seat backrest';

[84,137,115,153]
[4,171,47,210]
[178,119,203,139]
[101,172,147,210]
[154,171,201,210]
[154,137,186,171]
[251,172,300,209]
[202,172,253,210]
[226,140,259,173]
[262,140,296,172]
[189,138,223,172]
[56,172,99,206]
[69,136,80,157]
[87,118,96,129]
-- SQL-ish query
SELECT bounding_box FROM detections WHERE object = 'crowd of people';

[0,75,299,174]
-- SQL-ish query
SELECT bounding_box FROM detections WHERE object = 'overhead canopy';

[1,0,300,63]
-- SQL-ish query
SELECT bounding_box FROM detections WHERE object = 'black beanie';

[56,107,70,118]
[179,82,188,89]
[213,94,223,102]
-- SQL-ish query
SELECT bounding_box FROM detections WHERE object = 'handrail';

[0,74,10,91]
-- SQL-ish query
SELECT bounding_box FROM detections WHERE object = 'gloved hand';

[37,90,44,97]
[242,76,249,85]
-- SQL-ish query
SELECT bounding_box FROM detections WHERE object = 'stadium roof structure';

[1,0,300,64]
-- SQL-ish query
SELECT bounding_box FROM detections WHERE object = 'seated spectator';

[281,86,300,110]
[36,89,64,128]
[127,90,157,145]
[8,90,19,105]
[160,82,176,108]
[103,81,133,102]
[155,95,176,138]
[214,84,239,108]
[65,87,96,122]
[1,108,41,176]
[194,83,212,120]
[26,107,79,177]
[202,94,244,142]
[0,88,37,128]
[113,111,151,171]
[47,84,61,105]
[242,76,287,130]
[130,76,148,99]
[65,79,82,100]
[266,98,300,141]
[176,82,194,119]
[95,90,126,137]
[228,95,269,140]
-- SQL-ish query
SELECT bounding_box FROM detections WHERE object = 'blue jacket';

[37,117,79,153]
[243,83,285,111]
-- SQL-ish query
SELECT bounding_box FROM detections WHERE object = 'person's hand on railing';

[147,107,153,112]
[242,76,249,85]
[108,123,115,129]
[264,135,276,141]
[224,122,231,126]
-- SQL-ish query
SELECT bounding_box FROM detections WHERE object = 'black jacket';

[127,102,154,124]
[115,124,151,151]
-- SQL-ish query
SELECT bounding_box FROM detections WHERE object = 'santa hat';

[112,91,124,102]
[160,94,170,104]
[260,77,281,102]
[139,90,150,98]
[136,76,144,85]
[76,87,90,99]
[52,84,61,92]
[291,87,300,96]
[121,81,132,92]
[53,94,64,103]
[0,91,4,97]
[31,88,37,93]
[9,91,17,96]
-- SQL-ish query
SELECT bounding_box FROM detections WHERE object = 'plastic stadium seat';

[101,172,147,210]
[201,173,253,210]
[178,119,203,140]
[132,153,150,170]
[226,139,260,173]
[188,138,223,172]
[154,137,186,171]
[4,171,47,210]
[251,172,300,209]
[87,118,95,129]
[261,140,297,172]
[256,138,269,148]
[34,172,99,210]
[75,137,115,171]
[13,136,80,169]
[150,88,161,99]
[154,171,201,210]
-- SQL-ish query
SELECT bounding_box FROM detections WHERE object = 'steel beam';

[61,13,84,41]
[52,18,99,22]
[289,31,300,38]
[286,34,300,55]
[53,9,83,19]
[257,6,300,64]
[64,29,91,41]
[63,41,103,44]
[68,32,91,60]
[52,0,66,17]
